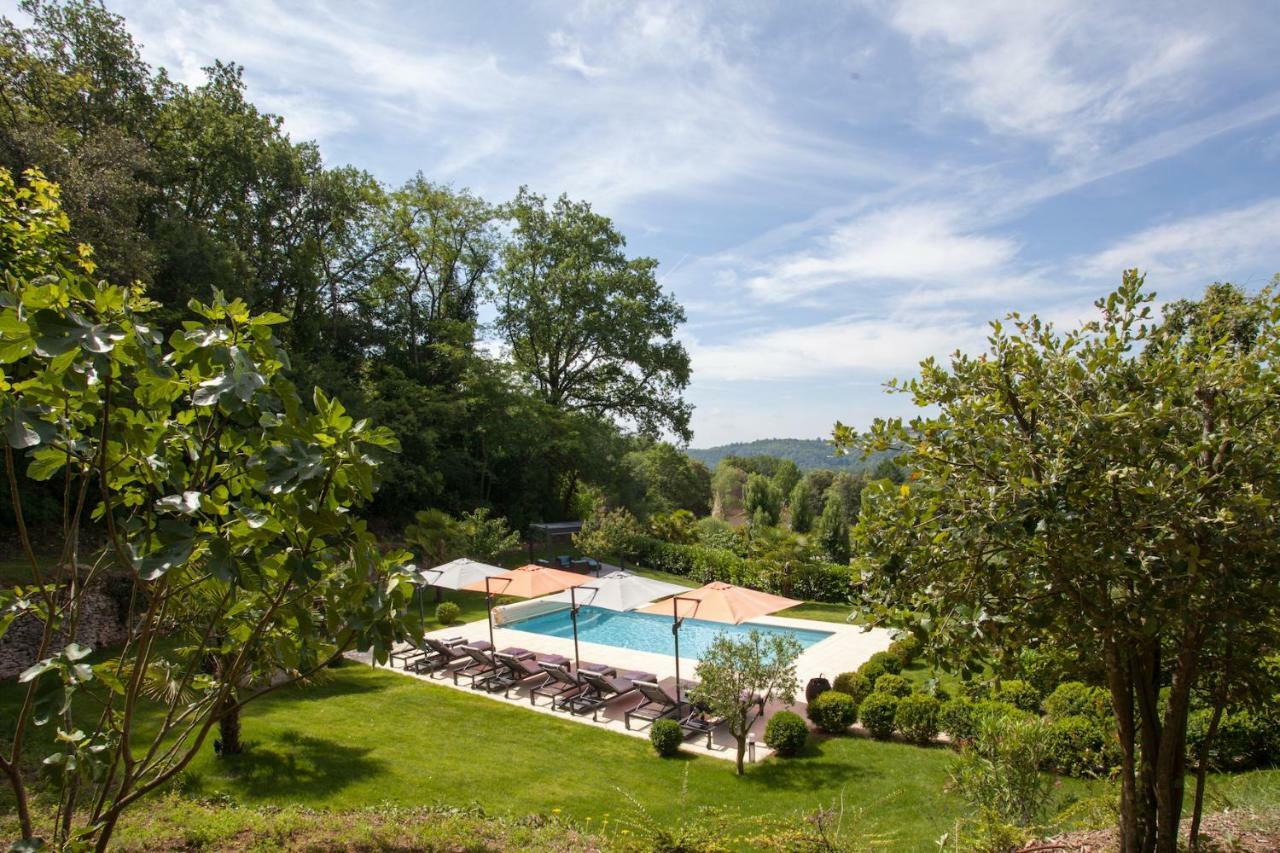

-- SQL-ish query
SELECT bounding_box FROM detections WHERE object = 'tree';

[457,508,520,561]
[816,492,850,564]
[848,273,1280,853]
[621,441,711,517]
[572,504,644,565]
[771,458,801,499]
[690,630,802,774]
[649,509,696,544]
[743,473,782,526]
[789,478,815,533]
[405,508,464,567]
[495,187,692,439]
[711,460,747,520]
[0,169,416,849]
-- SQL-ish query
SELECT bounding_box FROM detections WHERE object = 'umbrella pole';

[672,597,682,705]
[485,577,495,651]
[570,586,581,670]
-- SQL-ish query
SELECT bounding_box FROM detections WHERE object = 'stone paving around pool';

[356,612,893,762]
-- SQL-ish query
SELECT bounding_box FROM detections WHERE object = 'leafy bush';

[974,699,1030,723]
[888,635,922,666]
[857,658,887,686]
[1014,647,1079,697]
[764,711,809,756]
[831,671,872,706]
[865,651,903,676]
[1043,682,1109,722]
[1044,715,1114,777]
[650,719,684,757]
[434,601,461,625]
[872,673,912,698]
[940,698,978,742]
[625,536,853,602]
[858,692,899,739]
[950,714,1052,828]
[991,679,1041,713]
[895,693,941,744]
[807,690,857,734]
[1186,708,1279,770]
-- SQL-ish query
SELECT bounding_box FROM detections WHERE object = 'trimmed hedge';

[434,601,461,625]
[865,651,903,676]
[859,692,899,739]
[625,536,854,603]
[872,673,912,698]
[1044,682,1109,722]
[991,679,1042,713]
[808,690,858,734]
[888,635,922,666]
[832,671,872,706]
[895,693,941,744]
[764,711,809,756]
[1044,714,1114,776]
[939,698,978,742]
[1186,708,1280,770]
[650,719,683,756]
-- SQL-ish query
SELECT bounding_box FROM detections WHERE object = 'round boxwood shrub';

[764,711,809,756]
[974,699,1031,723]
[992,679,1042,713]
[888,634,922,666]
[873,673,912,698]
[857,658,887,686]
[1044,681,1109,721]
[1186,709,1277,770]
[859,692,899,740]
[650,719,683,757]
[832,671,872,706]
[435,601,461,625]
[865,650,903,676]
[808,690,858,734]
[1045,714,1113,777]
[895,693,941,744]
[939,697,978,743]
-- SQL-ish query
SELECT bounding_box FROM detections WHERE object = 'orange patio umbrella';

[462,564,592,664]
[637,582,801,702]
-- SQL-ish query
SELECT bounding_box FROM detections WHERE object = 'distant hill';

[686,438,895,472]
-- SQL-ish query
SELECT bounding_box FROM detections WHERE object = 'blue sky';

[11,1,1280,447]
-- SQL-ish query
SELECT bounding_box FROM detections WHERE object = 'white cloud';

[742,203,1019,303]
[887,0,1213,158]
[688,314,991,381]
[1085,197,1280,286]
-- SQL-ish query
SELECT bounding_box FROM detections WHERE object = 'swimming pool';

[506,605,834,659]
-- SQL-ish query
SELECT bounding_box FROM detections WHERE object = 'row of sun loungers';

[390,637,727,745]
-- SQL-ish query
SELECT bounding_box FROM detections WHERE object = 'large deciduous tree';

[848,273,1280,853]
[495,187,692,440]
[0,169,417,850]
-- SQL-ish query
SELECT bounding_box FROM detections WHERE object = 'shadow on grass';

[204,730,387,800]
[744,738,872,791]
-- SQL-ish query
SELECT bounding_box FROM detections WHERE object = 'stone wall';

[0,587,130,679]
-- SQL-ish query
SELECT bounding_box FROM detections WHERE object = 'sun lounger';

[529,660,613,708]
[625,680,690,731]
[414,637,490,677]
[484,650,570,697]
[565,668,656,721]
[453,644,529,687]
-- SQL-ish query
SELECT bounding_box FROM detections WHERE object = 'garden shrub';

[650,719,683,757]
[865,650,903,676]
[991,679,1041,713]
[888,635,922,666]
[857,658,887,686]
[1043,682,1109,722]
[831,671,872,706]
[1186,708,1278,770]
[951,714,1052,828]
[858,692,899,740]
[434,601,461,625]
[895,693,941,744]
[872,673,912,698]
[940,698,978,743]
[764,711,809,756]
[973,699,1029,723]
[808,690,857,734]
[1014,646,1079,697]
[1044,715,1113,776]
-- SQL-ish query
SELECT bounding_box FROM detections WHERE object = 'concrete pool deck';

[358,609,894,762]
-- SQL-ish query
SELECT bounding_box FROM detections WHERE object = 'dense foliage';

[0,0,695,534]
[686,438,898,472]
[763,710,809,756]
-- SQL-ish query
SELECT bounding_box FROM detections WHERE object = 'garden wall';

[0,586,130,679]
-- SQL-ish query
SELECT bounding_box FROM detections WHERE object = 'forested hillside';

[687,438,895,471]
[0,0,698,532]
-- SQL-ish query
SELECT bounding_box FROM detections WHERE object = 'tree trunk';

[735,736,746,776]
[217,699,243,757]
[1189,700,1224,850]
[1106,641,1143,852]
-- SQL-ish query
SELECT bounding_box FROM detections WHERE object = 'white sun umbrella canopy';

[417,558,505,590]
[541,570,688,612]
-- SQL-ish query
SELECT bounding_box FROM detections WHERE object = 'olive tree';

[0,169,418,850]
[690,631,801,775]
[845,273,1280,853]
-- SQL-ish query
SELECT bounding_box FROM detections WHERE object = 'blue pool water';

[507,605,834,659]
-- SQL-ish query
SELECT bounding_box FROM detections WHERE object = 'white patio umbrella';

[541,570,688,612]
[418,558,506,591]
